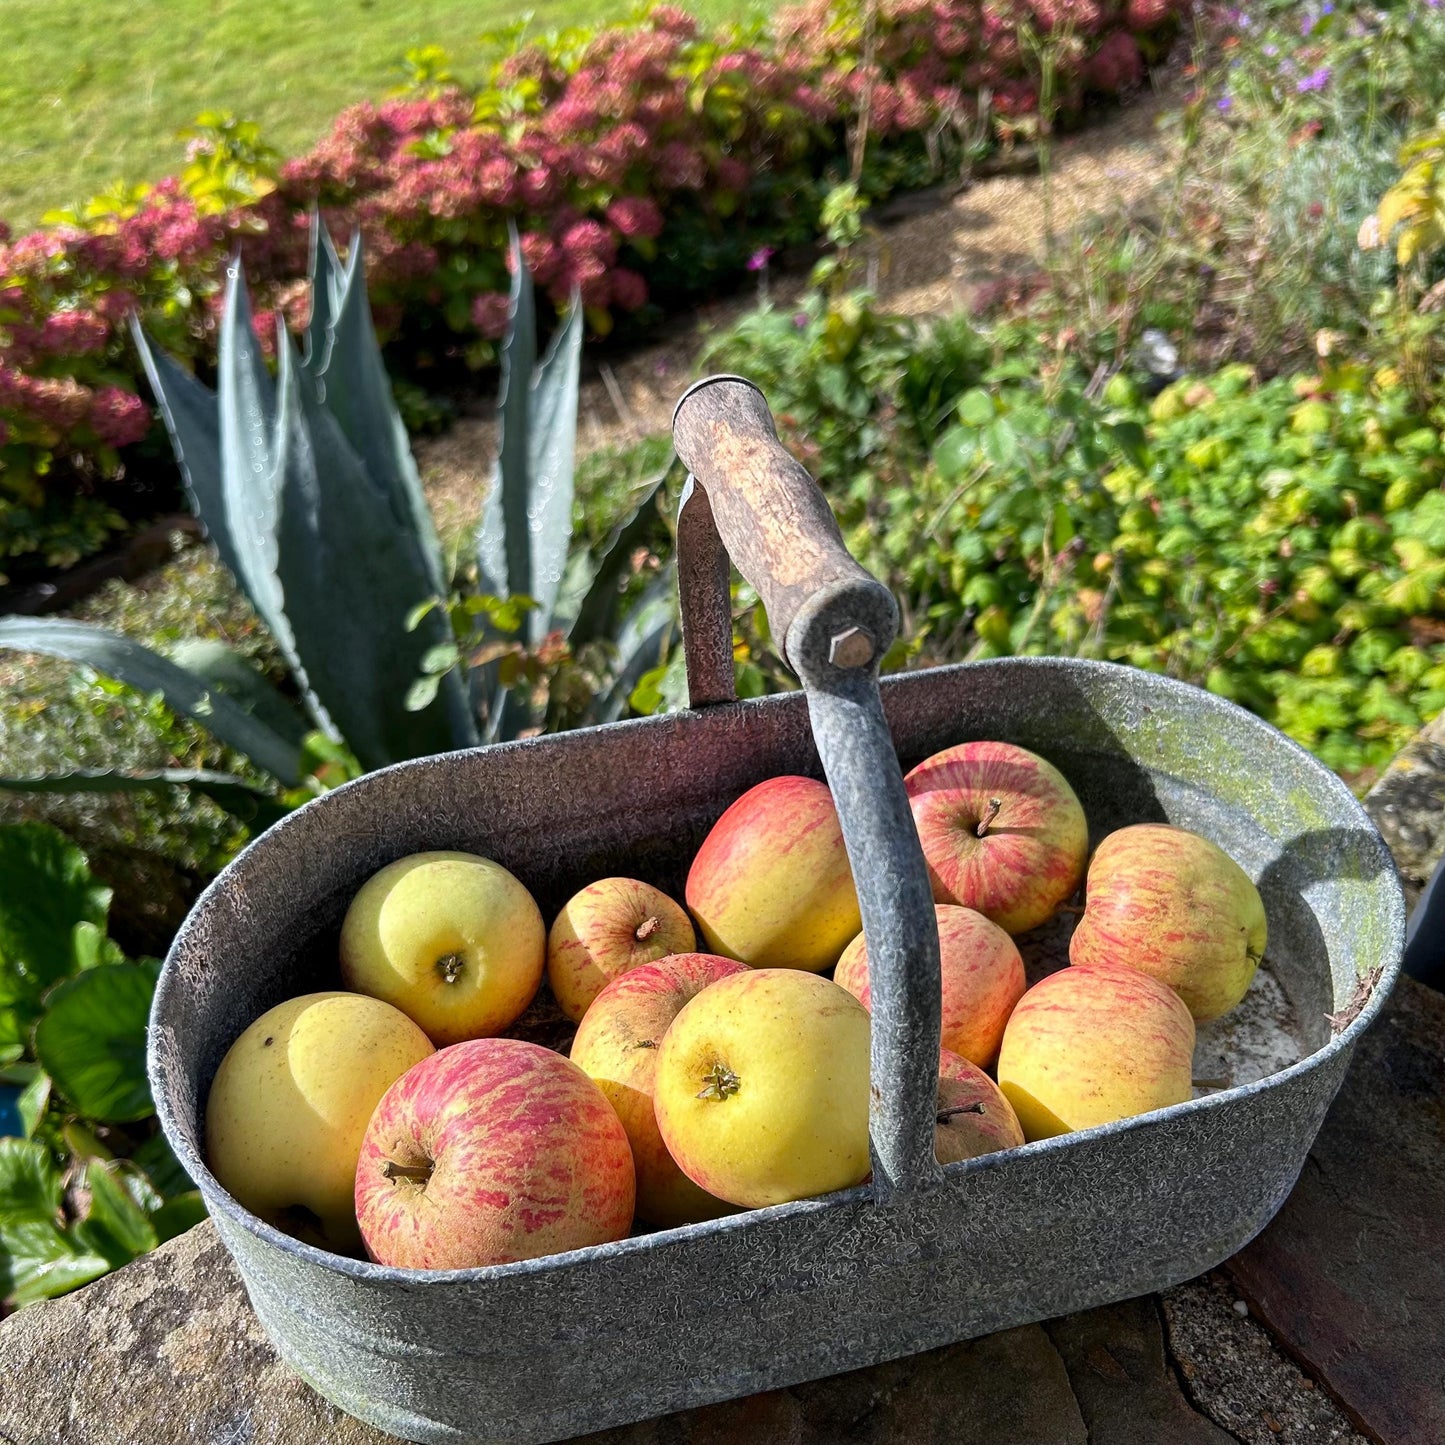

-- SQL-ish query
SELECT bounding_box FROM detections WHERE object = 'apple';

[904,740,1089,934]
[570,952,746,1227]
[996,962,1195,1141]
[653,968,872,1209]
[934,1048,1025,1164]
[339,851,545,1045]
[685,775,861,972]
[355,1038,635,1269]
[834,905,1026,1069]
[547,877,697,1023]
[205,992,433,1251]
[1069,823,1267,1021]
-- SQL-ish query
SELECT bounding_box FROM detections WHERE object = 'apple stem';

[634,915,663,943]
[936,1103,986,1124]
[697,1062,742,1102]
[975,798,1003,838]
[381,1159,434,1185]
[435,953,466,984]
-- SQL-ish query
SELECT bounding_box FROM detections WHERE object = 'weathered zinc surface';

[146,655,1403,1445]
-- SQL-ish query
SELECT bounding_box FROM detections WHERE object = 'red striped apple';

[654,969,872,1208]
[996,962,1195,1141]
[934,1047,1025,1164]
[340,851,545,1045]
[355,1038,635,1270]
[685,775,860,972]
[835,905,1026,1069]
[570,952,745,1227]
[547,877,696,1023]
[905,740,1088,934]
[1069,823,1266,1021]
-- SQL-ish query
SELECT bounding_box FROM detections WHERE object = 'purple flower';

[1296,66,1331,92]
[747,246,774,272]
[1300,12,1315,34]
[1263,43,1278,55]
[1217,95,1233,112]
[793,311,809,329]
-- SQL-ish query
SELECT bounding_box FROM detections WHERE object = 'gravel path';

[415,82,1179,535]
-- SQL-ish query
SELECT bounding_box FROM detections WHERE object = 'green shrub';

[704,285,1445,776]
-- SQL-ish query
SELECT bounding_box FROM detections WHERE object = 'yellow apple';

[996,962,1195,1141]
[569,952,745,1227]
[339,851,545,1044]
[547,877,697,1023]
[653,969,872,1209]
[205,991,433,1251]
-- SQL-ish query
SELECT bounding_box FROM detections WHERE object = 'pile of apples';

[204,740,1267,1271]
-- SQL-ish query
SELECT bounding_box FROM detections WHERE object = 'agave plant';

[0,222,675,827]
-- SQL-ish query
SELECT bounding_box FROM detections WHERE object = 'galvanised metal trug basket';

[148,377,1405,1445]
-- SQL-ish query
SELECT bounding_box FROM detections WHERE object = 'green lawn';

[0,0,744,230]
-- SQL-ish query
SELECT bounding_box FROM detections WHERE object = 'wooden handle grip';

[672,376,896,672]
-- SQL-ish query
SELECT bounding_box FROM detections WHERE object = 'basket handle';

[672,375,944,1204]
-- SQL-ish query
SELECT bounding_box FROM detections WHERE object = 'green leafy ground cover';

[0,0,743,229]
[0,822,203,1311]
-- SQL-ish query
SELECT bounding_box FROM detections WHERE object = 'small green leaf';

[71,922,127,972]
[420,642,460,675]
[151,1191,207,1243]
[32,961,161,1123]
[404,598,439,632]
[17,1071,50,1138]
[405,674,443,713]
[2,1223,110,1307]
[72,1161,157,1266]
[982,418,1021,467]
[0,1136,62,1220]
[958,388,995,427]
[0,822,110,992]
[1052,501,1076,552]
[131,1133,195,1199]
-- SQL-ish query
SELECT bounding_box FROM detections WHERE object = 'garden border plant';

[0,0,1188,577]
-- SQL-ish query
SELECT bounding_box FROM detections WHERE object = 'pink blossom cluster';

[0,0,1186,509]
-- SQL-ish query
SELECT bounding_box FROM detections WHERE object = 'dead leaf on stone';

[1326,963,1385,1034]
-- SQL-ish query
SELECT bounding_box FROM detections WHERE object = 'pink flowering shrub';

[0,0,1185,573]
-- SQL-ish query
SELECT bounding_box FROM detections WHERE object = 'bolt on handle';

[671,375,944,1203]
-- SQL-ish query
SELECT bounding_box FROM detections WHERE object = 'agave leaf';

[163,639,311,749]
[302,215,342,377]
[0,769,288,831]
[589,569,678,725]
[0,619,303,785]
[270,335,474,770]
[520,295,583,641]
[562,457,678,646]
[128,319,240,581]
[315,227,448,599]
[217,262,330,736]
[478,227,539,610]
